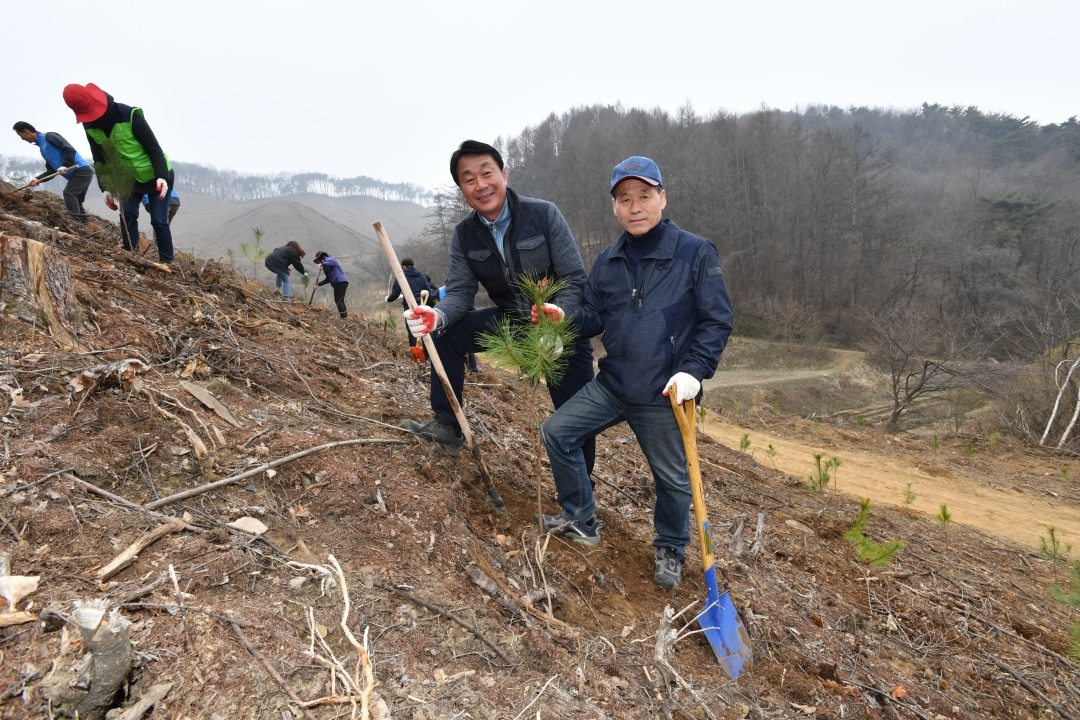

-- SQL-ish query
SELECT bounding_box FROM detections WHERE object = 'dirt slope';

[1,183,1078,719]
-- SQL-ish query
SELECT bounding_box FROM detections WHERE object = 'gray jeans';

[62,166,94,215]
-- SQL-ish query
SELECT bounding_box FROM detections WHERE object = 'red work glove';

[404,306,440,336]
[103,191,118,211]
[531,303,564,323]
[155,178,168,200]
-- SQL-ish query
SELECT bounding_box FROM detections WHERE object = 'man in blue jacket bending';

[537,156,733,591]
[12,121,94,218]
[401,140,594,460]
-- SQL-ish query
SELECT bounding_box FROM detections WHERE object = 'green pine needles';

[478,275,578,386]
[1049,559,1080,661]
[93,136,136,203]
[843,498,904,567]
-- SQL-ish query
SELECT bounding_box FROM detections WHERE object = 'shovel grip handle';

[670,391,714,574]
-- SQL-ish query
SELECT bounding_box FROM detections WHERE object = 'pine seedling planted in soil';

[936,503,953,550]
[1049,560,1080,661]
[478,275,578,387]
[766,444,778,467]
[1040,526,1072,583]
[903,483,916,505]
[93,136,136,247]
[1063,468,1071,483]
[807,453,842,494]
[241,227,271,283]
[843,497,904,567]
[740,433,751,452]
[932,434,940,450]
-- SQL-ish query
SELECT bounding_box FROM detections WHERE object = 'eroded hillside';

[0,183,1077,719]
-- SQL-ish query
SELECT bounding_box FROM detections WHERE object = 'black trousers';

[431,307,596,474]
[62,166,94,215]
[331,281,348,318]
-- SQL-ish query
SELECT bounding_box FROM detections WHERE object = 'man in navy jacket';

[386,259,433,343]
[537,156,733,590]
[12,122,94,217]
[401,140,594,460]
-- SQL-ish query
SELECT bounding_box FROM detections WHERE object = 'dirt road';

[704,418,1080,552]
[703,348,864,389]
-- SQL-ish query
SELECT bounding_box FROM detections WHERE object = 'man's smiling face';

[456,154,508,222]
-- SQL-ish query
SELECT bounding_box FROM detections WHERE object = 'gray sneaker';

[534,513,601,546]
[402,418,464,456]
[654,547,683,590]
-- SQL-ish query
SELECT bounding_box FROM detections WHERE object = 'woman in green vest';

[63,83,176,264]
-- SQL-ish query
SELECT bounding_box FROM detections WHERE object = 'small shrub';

[856,415,866,426]
[843,498,904,567]
[770,400,778,410]
[1063,468,1071,483]
[903,483,916,505]
[734,397,741,413]
[695,405,707,428]
[987,428,998,446]
[1040,526,1072,583]
[739,433,751,452]
[964,442,976,456]
[931,434,940,450]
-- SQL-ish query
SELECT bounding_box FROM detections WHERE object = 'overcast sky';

[3,0,1076,191]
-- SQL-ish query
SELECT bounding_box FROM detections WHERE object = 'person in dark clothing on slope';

[264,241,308,297]
[400,140,595,459]
[386,258,433,344]
[62,83,176,262]
[537,156,733,590]
[12,121,95,217]
[313,251,349,319]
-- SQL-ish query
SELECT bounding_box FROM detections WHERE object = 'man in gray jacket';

[402,140,595,462]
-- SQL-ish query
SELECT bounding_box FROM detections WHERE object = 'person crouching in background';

[313,251,349,320]
[264,240,308,297]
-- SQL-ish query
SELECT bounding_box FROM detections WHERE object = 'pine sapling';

[987,428,998,446]
[1048,560,1080,662]
[807,454,842,494]
[695,405,707,434]
[1040,526,1072,583]
[964,442,976,456]
[766,444,778,467]
[843,498,904,567]
[1063,468,1071,483]
[903,483,917,505]
[734,397,741,413]
[241,227,271,283]
[935,504,953,550]
[739,433,751,452]
[931,434,940,450]
[478,275,578,386]
[93,136,136,249]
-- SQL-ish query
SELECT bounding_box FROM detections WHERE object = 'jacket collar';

[610,219,678,261]
[469,187,521,255]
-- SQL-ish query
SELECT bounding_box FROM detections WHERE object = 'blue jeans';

[542,378,691,556]
[121,178,174,263]
[273,269,291,296]
[431,306,596,473]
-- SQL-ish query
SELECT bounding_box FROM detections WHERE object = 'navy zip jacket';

[387,266,433,310]
[436,188,586,330]
[568,219,733,406]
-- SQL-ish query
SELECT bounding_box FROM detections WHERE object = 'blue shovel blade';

[700,566,753,679]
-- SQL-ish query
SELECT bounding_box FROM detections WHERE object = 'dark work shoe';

[402,418,464,456]
[534,513,601,546]
[654,547,683,590]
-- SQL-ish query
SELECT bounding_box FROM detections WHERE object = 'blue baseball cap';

[610,156,663,194]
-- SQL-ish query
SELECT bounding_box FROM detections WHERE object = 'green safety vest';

[86,107,171,184]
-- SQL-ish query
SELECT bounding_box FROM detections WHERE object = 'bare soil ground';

[1,184,1078,719]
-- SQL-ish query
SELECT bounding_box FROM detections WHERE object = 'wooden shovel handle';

[670,392,714,573]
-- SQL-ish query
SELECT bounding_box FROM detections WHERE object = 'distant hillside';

[73,186,427,282]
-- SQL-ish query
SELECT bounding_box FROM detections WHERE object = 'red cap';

[63,83,108,123]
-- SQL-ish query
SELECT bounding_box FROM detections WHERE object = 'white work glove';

[384,295,392,302]
[155,178,168,200]
[531,303,564,323]
[103,191,118,211]
[663,372,701,406]
[57,166,69,177]
[404,306,440,337]
[27,178,40,187]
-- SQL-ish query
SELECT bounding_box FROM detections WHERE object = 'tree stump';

[0,235,89,352]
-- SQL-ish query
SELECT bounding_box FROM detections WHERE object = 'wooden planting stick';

[373,221,506,511]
